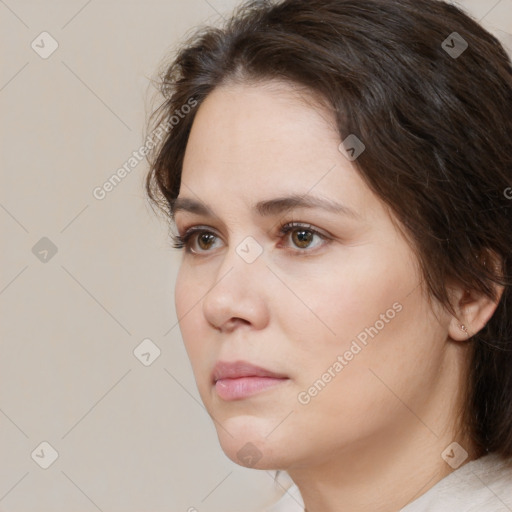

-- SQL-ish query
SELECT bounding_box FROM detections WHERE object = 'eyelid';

[279,221,330,239]
[178,224,218,238]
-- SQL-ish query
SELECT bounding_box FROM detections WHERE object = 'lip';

[212,360,288,382]
[212,360,289,401]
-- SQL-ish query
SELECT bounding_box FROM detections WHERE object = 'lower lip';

[215,376,289,401]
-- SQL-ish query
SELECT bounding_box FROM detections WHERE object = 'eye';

[171,222,330,254]
[171,227,222,253]
[278,222,329,251]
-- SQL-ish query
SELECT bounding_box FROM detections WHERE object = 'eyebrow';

[172,194,360,220]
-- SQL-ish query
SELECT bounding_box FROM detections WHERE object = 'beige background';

[1,1,511,511]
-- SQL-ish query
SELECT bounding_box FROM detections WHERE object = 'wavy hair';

[146,0,512,456]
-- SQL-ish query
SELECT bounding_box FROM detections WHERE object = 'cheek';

[285,247,428,402]
[282,250,417,356]
[174,266,192,319]
[174,264,209,324]
[174,267,208,367]
[291,264,439,427]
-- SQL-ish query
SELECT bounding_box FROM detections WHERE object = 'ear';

[447,253,504,341]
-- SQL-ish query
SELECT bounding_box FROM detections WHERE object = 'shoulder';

[260,453,512,512]
[400,452,512,512]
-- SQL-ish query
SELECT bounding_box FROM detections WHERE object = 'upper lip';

[212,360,288,383]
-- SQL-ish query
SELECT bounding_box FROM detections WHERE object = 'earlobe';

[459,323,470,338]
[447,249,505,342]
[447,285,504,342]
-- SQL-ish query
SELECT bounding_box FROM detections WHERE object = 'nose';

[202,243,270,333]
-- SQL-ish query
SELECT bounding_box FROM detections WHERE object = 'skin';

[173,79,501,512]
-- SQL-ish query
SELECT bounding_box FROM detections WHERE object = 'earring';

[460,324,470,337]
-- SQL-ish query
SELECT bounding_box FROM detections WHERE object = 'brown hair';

[145,0,512,456]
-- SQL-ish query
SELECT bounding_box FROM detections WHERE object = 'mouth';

[212,360,290,401]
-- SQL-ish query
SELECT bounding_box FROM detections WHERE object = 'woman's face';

[174,80,460,471]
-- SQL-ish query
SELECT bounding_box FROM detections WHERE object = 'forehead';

[183,81,346,186]
[179,80,387,226]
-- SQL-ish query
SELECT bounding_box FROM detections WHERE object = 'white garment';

[264,452,512,511]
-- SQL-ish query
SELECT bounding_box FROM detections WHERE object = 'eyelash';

[171,222,329,254]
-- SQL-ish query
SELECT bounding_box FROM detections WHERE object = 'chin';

[213,415,292,470]
[219,435,290,470]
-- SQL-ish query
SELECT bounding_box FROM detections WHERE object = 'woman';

[145,0,512,510]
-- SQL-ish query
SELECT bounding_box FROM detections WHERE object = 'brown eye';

[292,229,314,249]
[279,222,329,252]
[198,233,216,251]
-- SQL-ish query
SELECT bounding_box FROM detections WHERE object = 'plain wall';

[1,1,511,511]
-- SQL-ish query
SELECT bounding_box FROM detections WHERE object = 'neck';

[286,347,479,512]
[288,421,477,512]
